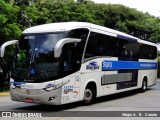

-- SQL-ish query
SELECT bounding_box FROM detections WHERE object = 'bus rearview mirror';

[0,40,18,58]
[54,38,81,58]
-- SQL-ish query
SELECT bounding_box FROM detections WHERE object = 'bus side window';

[129,41,140,59]
[117,39,129,58]
[85,32,120,59]
[85,32,101,58]
[121,46,128,57]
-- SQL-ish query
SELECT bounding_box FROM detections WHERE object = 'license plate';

[24,98,34,103]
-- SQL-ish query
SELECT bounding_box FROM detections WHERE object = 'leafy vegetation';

[0,0,160,56]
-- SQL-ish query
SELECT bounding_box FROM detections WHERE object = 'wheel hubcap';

[84,89,92,102]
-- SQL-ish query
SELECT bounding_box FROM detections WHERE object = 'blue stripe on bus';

[102,60,157,70]
[117,34,138,42]
[10,82,26,85]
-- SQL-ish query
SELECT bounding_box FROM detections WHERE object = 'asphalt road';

[0,80,160,119]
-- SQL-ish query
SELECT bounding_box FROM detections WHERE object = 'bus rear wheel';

[141,79,147,92]
[83,86,95,105]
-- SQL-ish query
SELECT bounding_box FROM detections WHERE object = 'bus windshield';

[12,33,66,81]
[11,28,89,82]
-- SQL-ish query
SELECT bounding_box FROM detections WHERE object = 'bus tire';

[83,85,95,105]
[141,79,147,92]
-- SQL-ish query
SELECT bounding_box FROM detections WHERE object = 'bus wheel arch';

[83,81,97,105]
[141,76,148,92]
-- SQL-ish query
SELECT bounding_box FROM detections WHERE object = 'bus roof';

[22,22,156,47]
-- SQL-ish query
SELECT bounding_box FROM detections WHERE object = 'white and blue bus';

[0,22,157,105]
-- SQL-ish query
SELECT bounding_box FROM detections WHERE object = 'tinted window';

[85,31,157,60]
[67,28,89,62]
[116,38,130,58]
[85,32,118,59]
[139,44,157,59]
[127,41,140,59]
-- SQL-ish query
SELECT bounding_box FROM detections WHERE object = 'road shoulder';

[0,92,10,96]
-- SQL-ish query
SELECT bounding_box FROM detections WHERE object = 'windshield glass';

[12,33,66,81]
[11,28,89,82]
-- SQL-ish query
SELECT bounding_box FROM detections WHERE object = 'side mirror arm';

[54,38,81,58]
[0,40,18,58]
[157,43,160,51]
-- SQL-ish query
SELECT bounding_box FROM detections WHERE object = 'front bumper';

[10,87,62,105]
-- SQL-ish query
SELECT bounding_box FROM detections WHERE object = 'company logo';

[43,83,56,92]
[86,62,100,70]
[45,83,54,88]
[63,86,73,94]
[103,61,112,69]
[63,86,79,95]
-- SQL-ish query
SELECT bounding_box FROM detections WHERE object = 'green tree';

[0,0,21,44]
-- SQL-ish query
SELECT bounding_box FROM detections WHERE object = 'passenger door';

[61,44,81,104]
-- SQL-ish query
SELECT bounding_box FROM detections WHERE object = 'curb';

[0,92,10,96]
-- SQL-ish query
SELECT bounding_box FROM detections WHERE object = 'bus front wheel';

[83,85,95,105]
